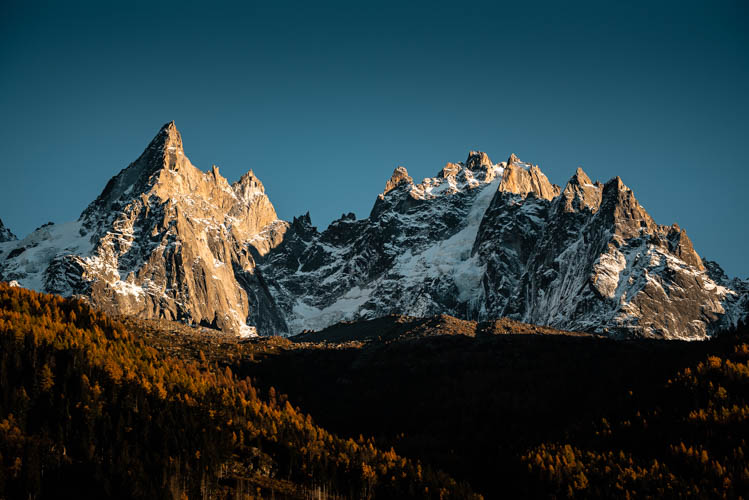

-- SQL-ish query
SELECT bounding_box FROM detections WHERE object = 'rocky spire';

[466,151,492,171]
[665,224,705,271]
[560,167,602,212]
[291,212,317,240]
[80,121,196,223]
[464,151,501,182]
[506,153,534,169]
[702,259,729,284]
[598,176,656,239]
[438,162,461,178]
[571,166,592,185]
[64,121,289,336]
[383,166,413,195]
[0,218,16,242]
[498,155,560,200]
[146,121,188,172]
[233,169,267,203]
[148,121,183,154]
[130,120,186,175]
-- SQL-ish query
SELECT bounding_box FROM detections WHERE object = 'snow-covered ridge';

[1,122,746,340]
[274,155,505,333]
[259,149,746,339]
[0,221,94,292]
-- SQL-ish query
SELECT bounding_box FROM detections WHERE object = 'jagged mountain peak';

[438,162,462,178]
[233,169,268,203]
[152,120,182,151]
[703,258,730,284]
[561,167,602,212]
[498,158,560,200]
[507,153,534,169]
[290,211,316,236]
[665,224,705,271]
[82,122,281,230]
[601,175,633,201]
[237,169,258,183]
[15,121,288,337]
[383,166,414,195]
[293,211,312,226]
[466,151,493,170]
[80,121,198,222]
[571,166,592,185]
[0,218,16,242]
[598,175,657,238]
[464,151,500,183]
[602,175,636,197]
[139,120,186,173]
[3,125,746,340]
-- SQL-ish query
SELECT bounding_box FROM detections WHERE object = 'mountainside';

[259,153,746,339]
[0,122,288,336]
[0,283,476,499]
[0,122,746,339]
[0,219,15,243]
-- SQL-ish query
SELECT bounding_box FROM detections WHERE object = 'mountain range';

[1,122,746,339]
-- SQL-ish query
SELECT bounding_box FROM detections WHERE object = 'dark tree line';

[0,283,477,499]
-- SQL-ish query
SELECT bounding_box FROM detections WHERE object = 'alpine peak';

[571,167,593,186]
[604,175,628,193]
[439,162,462,178]
[507,153,533,169]
[150,120,183,155]
[466,151,493,170]
[561,167,602,212]
[383,166,413,195]
[233,169,267,203]
[0,218,15,242]
[3,123,745,342]
[80,122,203,223]
[498,156,560,200]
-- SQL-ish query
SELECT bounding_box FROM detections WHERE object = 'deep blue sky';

[1,1,747,277]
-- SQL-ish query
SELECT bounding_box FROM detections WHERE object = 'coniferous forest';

[0,284,474,499]
[1,282,747,498]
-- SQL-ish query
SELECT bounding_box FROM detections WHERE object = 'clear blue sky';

[1,0,747,277]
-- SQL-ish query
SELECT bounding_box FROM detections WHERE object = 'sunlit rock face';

[0,122,288,337]
[0,124,745,339]
[259,152,745,340]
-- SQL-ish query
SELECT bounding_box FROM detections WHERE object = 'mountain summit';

[0,122,287,336]
[0,219,15,243]
[0,123,746,338]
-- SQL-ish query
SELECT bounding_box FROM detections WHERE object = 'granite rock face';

[0,122,288,336]
[0,123,746,339]
[259,153,746,339]
[474,170,730,339]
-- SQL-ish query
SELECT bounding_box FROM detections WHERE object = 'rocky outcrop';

[259,155,745,340]
[0,122,288,336]
[476,168,731,339]
[497,154,561,200]
[0,219,15,242]
[560,168,602,212]
[0,124,745,339]
[383,166,413,195]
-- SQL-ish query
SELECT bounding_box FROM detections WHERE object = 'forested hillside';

[237,318,749,498]
[0,283,475,499]
[1,281,747,498]
[522,336,749,498]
